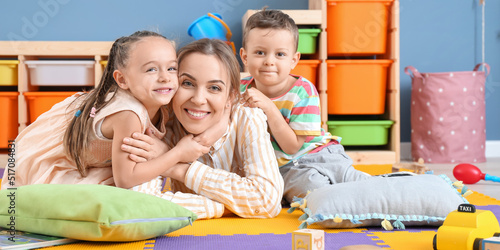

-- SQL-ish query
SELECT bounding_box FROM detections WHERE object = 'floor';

[0,152,499,200]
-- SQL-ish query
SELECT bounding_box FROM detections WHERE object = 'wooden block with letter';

[483,237,500,250]
[292,229,324,250]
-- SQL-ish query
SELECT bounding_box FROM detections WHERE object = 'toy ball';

[453,163,500,184]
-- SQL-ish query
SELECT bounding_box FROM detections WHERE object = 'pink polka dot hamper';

[405,63,490,163]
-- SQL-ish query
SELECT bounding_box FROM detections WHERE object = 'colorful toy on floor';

[453,163,500,184]
[433,204,500,250]
[392,157,430,174]
[292,229,324,250]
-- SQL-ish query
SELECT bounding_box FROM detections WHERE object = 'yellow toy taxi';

[433,204,500,250]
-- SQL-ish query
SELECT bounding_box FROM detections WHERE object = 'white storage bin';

[25,60,94,86]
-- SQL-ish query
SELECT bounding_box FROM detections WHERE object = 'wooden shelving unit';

[0,41,113,132]
[243,0,400,165]
[1,2,400,165]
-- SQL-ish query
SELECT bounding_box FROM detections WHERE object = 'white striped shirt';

[163,103,284,219]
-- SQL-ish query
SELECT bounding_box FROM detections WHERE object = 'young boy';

[239,9,372,203]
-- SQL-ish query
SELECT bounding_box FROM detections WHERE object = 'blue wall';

[1,0,499,141]
[0,0,308,50]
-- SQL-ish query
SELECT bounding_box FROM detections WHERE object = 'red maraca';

[453,163,500,184]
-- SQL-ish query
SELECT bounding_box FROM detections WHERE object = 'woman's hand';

[174,134,210,163]
[160,162,190,182]
[121,128,169,163]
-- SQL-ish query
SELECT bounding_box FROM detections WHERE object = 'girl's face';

[173,52,232,135]
[114,36,178,118]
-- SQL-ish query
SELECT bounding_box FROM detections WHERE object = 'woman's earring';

[226,103,230,108]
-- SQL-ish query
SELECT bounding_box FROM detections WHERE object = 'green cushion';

[0,184,197,241]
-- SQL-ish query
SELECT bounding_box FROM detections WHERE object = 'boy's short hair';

[242,9,299,51]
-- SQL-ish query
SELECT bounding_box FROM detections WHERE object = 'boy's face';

[240,28,300,92]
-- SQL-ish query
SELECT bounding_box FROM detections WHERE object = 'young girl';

[1,31,211,191]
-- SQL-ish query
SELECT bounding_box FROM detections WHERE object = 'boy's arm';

[243,88,306,155]
[264,101,307,154]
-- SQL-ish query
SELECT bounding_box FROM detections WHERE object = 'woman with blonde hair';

[122,38,284,219]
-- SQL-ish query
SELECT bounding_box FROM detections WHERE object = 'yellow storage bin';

[100,60,108,70]
[0,92,19,148]
[23,92,77,124]
[327,59,392,115]
[0,60,19,86]
[326,0,394,56]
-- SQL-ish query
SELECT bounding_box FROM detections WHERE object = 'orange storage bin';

[23,92,76,124]
[0,92,19,148]
[291,60,321,88]
[326,0,393,56]
[326,59,392,114]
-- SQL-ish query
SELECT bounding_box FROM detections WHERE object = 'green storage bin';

[298,29,321,54]
[327,120,394,146]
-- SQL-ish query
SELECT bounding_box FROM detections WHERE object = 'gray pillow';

[290,174,468,229]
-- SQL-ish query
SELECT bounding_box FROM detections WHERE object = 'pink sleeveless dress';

[1,89,167,189]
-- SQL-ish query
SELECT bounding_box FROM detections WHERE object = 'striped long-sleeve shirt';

[163,103,284,219]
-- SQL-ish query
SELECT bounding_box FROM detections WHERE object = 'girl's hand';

[121,128,169,163]
[174,134,210,163]
[242,88,274,114]
[195,103,230,146]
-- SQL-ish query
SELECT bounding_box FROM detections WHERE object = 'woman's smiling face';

[173,52,231,135]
